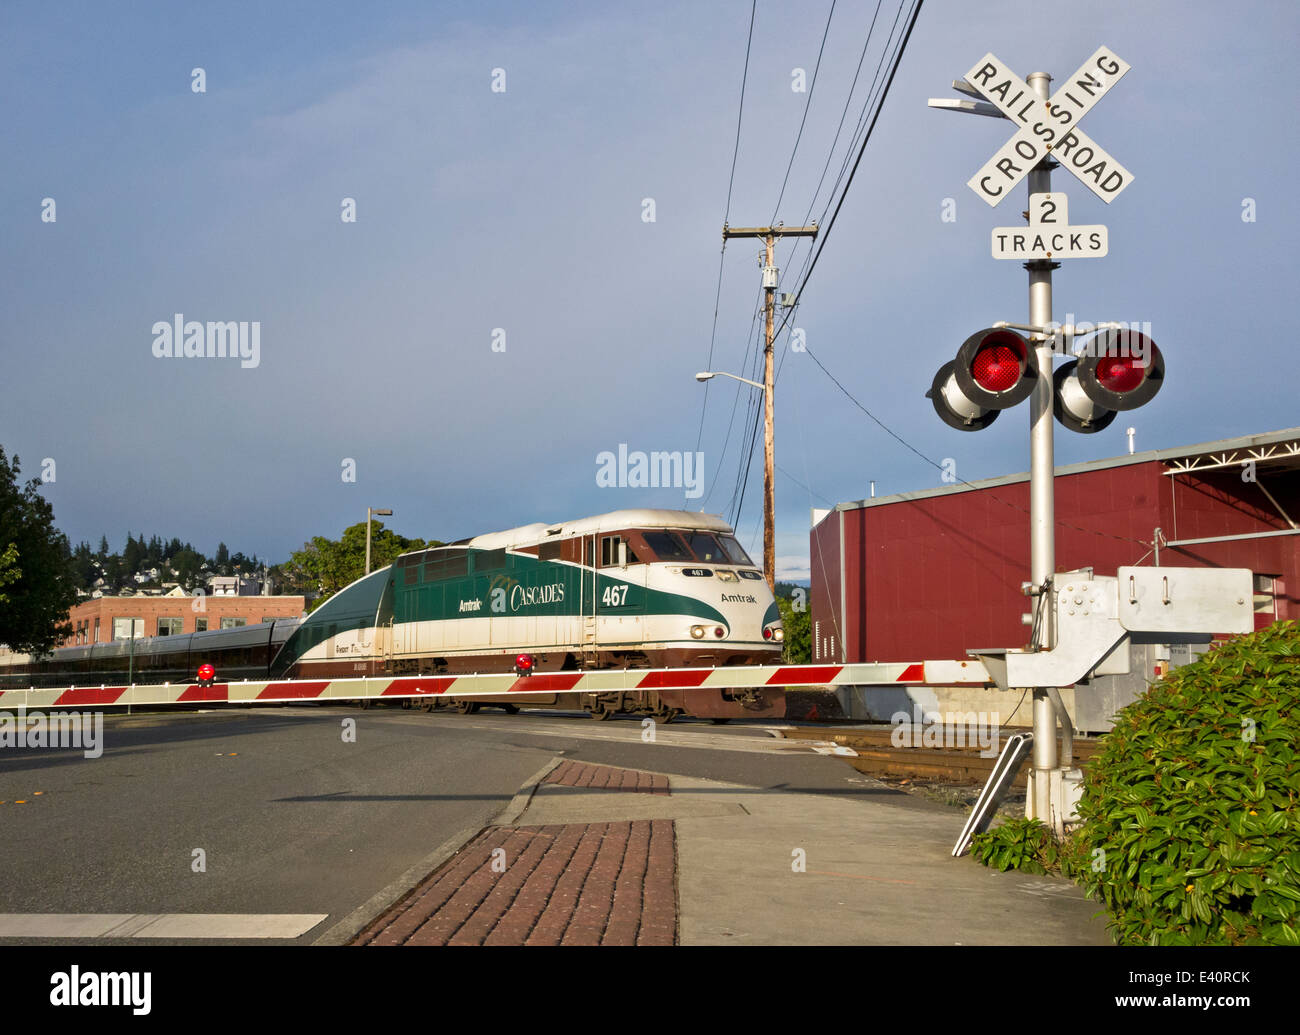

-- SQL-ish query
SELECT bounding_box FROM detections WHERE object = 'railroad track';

[780,727,1103,787]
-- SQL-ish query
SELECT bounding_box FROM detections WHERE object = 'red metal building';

[810,428,1299,664]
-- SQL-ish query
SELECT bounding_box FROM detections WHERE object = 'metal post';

[1025,70,1059,827]
[365,509,373,576]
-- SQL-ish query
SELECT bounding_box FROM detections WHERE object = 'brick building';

[64,595,305,647]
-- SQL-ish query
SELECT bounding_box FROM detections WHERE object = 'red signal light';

[514,653,535,676]
[1076,331,1164,411]
[972,343,1024,392]
[197,663,215,686]
[951,328,1037,411]
[1095,355,1144,393]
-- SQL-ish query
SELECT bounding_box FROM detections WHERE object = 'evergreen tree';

[123,532,145,575]
[0,447,78,653]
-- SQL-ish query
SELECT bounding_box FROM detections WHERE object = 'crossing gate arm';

[0,660,994,711]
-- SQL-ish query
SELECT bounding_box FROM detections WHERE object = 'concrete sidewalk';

[354,758,1111,946]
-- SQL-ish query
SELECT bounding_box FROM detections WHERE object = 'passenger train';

[0,510,786,721]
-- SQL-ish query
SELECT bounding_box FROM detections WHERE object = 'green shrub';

[1074,620,1300,945]
[970,817,1058,875]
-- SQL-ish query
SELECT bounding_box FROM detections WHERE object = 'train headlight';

[690,625,706,639]
[716,570,738,583]
[773,628,784,642]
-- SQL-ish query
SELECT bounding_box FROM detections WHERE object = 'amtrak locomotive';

[271,509,785,719]
[0,510,786,721]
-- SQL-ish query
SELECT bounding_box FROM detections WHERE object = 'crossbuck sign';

[965,46,1133,207]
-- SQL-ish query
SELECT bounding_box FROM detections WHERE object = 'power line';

[768,0,837,225]
[695,0,757,454]
[771,0,923,349]
[731,0,924,532]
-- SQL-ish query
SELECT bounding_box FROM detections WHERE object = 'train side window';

[539,540,563,562]
[599,535,639,567]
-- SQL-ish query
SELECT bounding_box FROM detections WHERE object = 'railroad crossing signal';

[928,325,1164,434]
[964,46,1133,206]
[992,192,1108,261]
[927,327,1037,431]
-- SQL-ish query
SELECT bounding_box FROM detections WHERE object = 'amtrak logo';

[459,599,483,612]
[721,593,757,604]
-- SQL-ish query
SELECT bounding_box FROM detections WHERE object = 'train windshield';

[639,531,693,562]
[683,532,728,563]
[717,535,754,566]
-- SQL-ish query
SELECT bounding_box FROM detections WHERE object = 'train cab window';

[684,532,727,563]
[718,535,754,566]
[599,535,640,567]
[157,617,183,636]
[220,617,247,629]
[639,531,692,562]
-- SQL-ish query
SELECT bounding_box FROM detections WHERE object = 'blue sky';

[3,0,1296,578]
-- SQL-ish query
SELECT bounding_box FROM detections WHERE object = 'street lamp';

[695,370,774,591]
[366,507,392,575]
[696,370,765,390]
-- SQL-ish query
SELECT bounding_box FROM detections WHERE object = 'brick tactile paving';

[357,774,677,945]
[541,760,669,796]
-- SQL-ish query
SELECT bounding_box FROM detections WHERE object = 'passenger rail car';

[0,620,299,691]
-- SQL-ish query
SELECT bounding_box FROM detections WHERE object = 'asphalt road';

[0,704,932,945]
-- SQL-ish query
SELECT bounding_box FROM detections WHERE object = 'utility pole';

[720,222,818,591]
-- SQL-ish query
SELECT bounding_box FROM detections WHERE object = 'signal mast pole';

[1025,71,1060,826]
[721,223,819,591]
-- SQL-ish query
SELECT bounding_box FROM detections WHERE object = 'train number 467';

[601,585,629,607]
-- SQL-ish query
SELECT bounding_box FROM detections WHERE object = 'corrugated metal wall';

[811,461,1298,663]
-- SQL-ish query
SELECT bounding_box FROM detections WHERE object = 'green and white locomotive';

[270,509,786,720]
